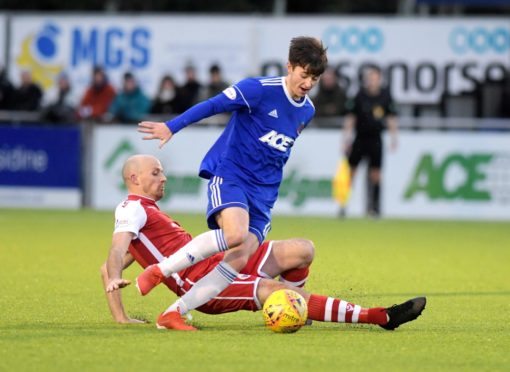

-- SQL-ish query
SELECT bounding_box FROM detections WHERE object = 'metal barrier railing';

[1,110,510,131]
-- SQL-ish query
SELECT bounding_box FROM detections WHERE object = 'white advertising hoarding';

[8,15,510,105]
[91,126,510,220]
[384,131,510,219]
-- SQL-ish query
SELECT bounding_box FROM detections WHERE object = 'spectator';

[107,72,150,123]
[77,66,116,122]
[42,72,76,124]
[313,67,346,117]
[177,64,201,112]
[202,63,229,99]
[151,74,180,115]
[0,65,14,110]
[12,70,43,111]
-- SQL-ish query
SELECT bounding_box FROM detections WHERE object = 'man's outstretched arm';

[101,232,145,324]
[138,83,257,148]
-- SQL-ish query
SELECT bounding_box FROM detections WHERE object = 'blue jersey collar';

[281,76,308,108]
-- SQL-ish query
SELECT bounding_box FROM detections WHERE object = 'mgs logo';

[404,152,510,203]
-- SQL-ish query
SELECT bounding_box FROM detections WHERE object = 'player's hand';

[106,278,131,292]
[117,317,148,324]
[138,121,173,148]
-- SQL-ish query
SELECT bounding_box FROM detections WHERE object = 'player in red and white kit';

[102,154,426,331]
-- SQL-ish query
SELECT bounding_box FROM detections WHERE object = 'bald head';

[123,154,151,182]
[122,154,166,200]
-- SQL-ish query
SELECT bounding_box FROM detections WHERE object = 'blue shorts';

[206,176,271,244]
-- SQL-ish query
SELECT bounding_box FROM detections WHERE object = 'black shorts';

[348,137,382,169]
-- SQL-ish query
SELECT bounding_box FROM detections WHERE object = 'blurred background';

[1,0,509,220]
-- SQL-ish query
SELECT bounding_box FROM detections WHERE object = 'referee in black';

[342,65,398,217]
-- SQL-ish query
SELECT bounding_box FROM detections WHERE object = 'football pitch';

[0,209,508,371]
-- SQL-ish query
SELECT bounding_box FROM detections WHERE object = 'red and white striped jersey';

[114,194,193,261]
[114,194,225,294]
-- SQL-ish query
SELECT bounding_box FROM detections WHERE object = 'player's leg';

[214,195,274,276]
[256,239,315,287]
[160,202,265,312]
[256,279,426,330]
[163,206,261,313]
[156,232,260,330]
[156,195,272,330]
[136,177,250,296]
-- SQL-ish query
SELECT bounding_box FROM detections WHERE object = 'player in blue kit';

[136,36,328,330]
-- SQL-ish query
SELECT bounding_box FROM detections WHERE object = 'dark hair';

[161,74,175,84]
[158,74,175,90]
[209,64,221,74]
[363,64,382,75]
[123,71,134,81]
[93,66,104,75]
[92,66,108,84]
[288,36,328,77]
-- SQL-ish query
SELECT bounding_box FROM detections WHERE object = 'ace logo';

[404,153,493,201]
[259,130,294,152]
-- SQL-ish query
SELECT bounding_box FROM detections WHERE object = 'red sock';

[279,266,309,288]
[307,294,388,325]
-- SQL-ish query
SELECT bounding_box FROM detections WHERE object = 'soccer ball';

[262,289,308,333]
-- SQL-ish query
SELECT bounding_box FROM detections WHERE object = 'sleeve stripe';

[233,85,251,114]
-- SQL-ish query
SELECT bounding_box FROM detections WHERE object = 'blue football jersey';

[199,76,315,200]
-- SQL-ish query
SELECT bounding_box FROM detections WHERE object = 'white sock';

[165,261,238,315]
[165,298,189,316]
[158,229,228,277]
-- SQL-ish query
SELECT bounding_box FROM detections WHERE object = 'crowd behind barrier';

[1,61,510,130]
[0,62,232,125]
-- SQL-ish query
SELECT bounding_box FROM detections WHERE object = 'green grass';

[0,209,509,371]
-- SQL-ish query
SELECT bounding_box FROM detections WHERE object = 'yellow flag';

[332,157,351,207]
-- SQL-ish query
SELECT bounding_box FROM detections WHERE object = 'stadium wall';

[89,125,510,220]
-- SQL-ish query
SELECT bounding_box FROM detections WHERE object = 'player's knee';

[224,229,249,248]
[296,239,315,266]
